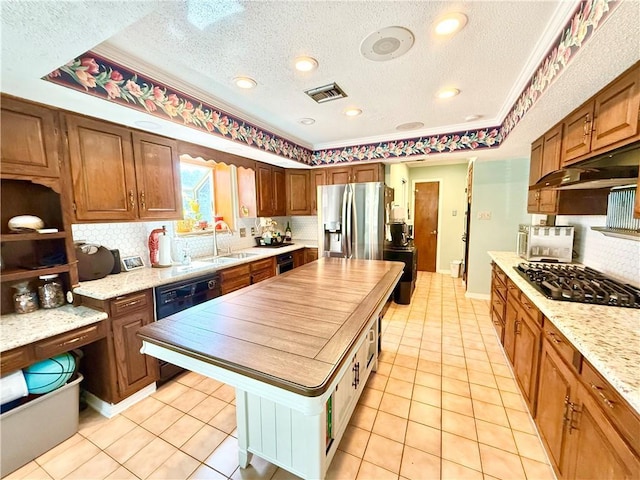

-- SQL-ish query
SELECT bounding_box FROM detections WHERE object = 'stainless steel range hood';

[531,142,639,191]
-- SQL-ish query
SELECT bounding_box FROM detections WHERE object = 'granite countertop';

[0,305,108,352]
[73,243,314,300]
[488,251,640,415]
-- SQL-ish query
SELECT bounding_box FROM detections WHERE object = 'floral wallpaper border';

[43,0,618,166]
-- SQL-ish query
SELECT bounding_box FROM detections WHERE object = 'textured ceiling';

[1,0,639,168]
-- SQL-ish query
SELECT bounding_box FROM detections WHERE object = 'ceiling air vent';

[305,83,347,104]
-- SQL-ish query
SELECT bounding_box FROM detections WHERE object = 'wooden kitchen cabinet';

[304,247,318,263]
[503,295,518,363]
[1,96,60,178]
[490,263,507,342]
[220,263,252,295]
[66,115,181,222]
[250,257,276,284]
[256,163,286,217]
[325,163,384,185]
[562,62,640,166]
[81,290,158,404]
[292,249,305,268]
[512,302,542,412]
[310,169,326,215]
[285,169,311,215]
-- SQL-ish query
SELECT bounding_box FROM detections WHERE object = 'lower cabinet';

[81,290,158,404]
[293,249,305,268]
[221,264,251,295]
[304,247,318,264]
[250,257,276,284]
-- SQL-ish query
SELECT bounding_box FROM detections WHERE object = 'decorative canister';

[12,281,39,314]
[38,274,65,309]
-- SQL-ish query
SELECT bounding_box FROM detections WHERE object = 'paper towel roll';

[158,235,172,266]
[0,370,28,405]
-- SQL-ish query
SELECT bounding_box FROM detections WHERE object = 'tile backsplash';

[72,216,319,266]
[558,215,640,287]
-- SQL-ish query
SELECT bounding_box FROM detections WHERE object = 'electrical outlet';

[239,227,246,238]
[477,211,492,220]
[452,210,457,216]
[250,227,256,235]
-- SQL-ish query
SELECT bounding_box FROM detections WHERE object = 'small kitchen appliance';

[517,224,574,262]
[389,222,409,247]
[75,243,114,281]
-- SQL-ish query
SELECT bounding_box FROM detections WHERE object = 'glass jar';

[13,281,39,314]
[38,274,65,309]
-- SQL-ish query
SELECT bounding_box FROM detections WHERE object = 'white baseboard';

[85,383,156,418]
[464,292,490,300]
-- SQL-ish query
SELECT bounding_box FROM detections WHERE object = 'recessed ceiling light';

[396,121,424,131]
[344,108,362,117]
[234,76,257,89]
[436,88,460,99]
[295,56,318,72]
[465,114,482,122]
[298,118,316,125]
[133,120,161,130]
[434,13,468,36]
[360,26,415,62]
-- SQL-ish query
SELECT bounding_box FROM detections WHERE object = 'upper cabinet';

[256,163,286,217]
[325,163,384,185]
[237,166,257,218]
[310,169,326,215]
[1,97,60,178]
[528,126,563,214]
[285,169,311,215]
[561,63,640,166]
[66,115,181,222]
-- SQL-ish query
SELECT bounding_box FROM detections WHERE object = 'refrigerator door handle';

[349,186,357,259]
[341,186,349,258]
[345,186,353,258]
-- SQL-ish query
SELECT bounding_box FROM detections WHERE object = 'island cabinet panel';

[0,97,60,178]
[285,169,311,215]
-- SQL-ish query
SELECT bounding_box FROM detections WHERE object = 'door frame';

[411,178,445,273]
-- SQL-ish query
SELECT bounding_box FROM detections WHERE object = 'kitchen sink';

[175,257,238,271]
[221,252,258,259]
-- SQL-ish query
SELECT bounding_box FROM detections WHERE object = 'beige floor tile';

[442,377,471,397]
[338,425,371,458]
[379,392,411,419]
[465,349,490,362]
[105,425,157,464]
[230,454,279,480]
[204,435,240,477]
[193,377,225,395]
[355,461,398,480]
[86,415,137,450]
[64,452,119,480]
[421,341,442,353]
[159,413,205,447]
[140,404,184,436]
[123,437,177,479]
[399,337,421,349]
[378,351,396,364]
[441,432,482,471]
[491,364,513,378]
[5,463,52,480]
[389,365,416,383]
[470,384,503,407]
[171,388,209,413]
[520,457,555,480]
[208,403,236,433]
[211,384,235,403]
[495,376,519,394]
[500,391,527,412]
[104,466,139,480]
[478,444,527,480]
[412,384,441,407]
[366,372,389,391]
[188,396,228,423]
[148,450,200,479]
[441,364,469,382]
[120,396,165,424]
[400,445,440,480]
[441,391,474,416]
[472,399,510,427]
[505,408,537,435]
[385,377,414,399]
[512,431,548,463]
[269,467,303,480]
[441,460,483,480]
[153,381,190,404]
[467,360,494,374]
[404,421,440,457]
[376,361,393,376]
[467,370,498,389]
[358,387,384,409]
[326,450,361,480]
[180,424,227,461]
[414,371,441,389]
[35,433,83,466]
[372,411,408,443]
[349,404,378,431]
[442,353,467,368]
[40,438,101,479]
[176,371,208,387]
[408,400,441,429]
[416,359,441,375]
[475,419,518,454]
[442,409,477,441]
[362,433,403,474]
[78,408,112,437]
[188,464,227,480]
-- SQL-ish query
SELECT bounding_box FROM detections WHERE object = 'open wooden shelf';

[1,264,71,283]
[0,231,66,242]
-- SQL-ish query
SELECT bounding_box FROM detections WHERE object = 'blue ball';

[23,353,75,395]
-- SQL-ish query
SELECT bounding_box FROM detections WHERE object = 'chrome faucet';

[213,220,234,256]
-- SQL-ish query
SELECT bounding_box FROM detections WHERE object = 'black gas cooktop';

[515,263,640,309]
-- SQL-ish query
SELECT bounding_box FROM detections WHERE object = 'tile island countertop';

[488,251,640,415]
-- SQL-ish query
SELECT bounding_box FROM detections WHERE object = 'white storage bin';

[450,260,462,278]
[0,374,83,477]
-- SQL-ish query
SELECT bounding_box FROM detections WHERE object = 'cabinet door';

[1,98,60,178]
[538,190,558,214]
[352,163,383,183]
[326,167,351,185]
[112,309,158,399]
[561,103,594,165]
[133,132,181,220]
[67,115,137,221]
[536,339,578,478]
[237,166,257,218]
[256,164,273,217]
[567,382,640,480]
[504,299,518,363]
[527,190,540,213]
[542,125,562,178]
[285,169,311,215]
[528,136,544,185]
[272,167,286,216]
[304,248,318,263]
[591,65,640,153]
[293,249,305,268]
[513,311,541,413]
[310,170,326,215]
[635,174,640,219]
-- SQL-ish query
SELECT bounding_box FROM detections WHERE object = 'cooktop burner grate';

[514,263,640,308]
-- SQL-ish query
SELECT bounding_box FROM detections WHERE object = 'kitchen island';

[138,257,403,479]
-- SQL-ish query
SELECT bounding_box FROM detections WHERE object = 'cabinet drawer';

[581,361,640,455]
[542,320,582,371]
[34,322,106,359]
[492,276,507,301]
[251,269,274,284]
[221,264,251,281]
[1,345,34,373]
[493,265,507,286]
[250,258,274,273]
[221,275,251,295]
[520,294,542,326]
[111,291,150,317]
[506,278,520,301]
[491,290,505,320]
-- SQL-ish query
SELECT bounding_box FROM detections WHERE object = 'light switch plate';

[239,227,246,237]
[478,211,492,220]
[250,227,256,235]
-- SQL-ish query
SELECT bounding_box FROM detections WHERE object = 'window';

[177,158,215,233]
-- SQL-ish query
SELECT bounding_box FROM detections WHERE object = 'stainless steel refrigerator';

[317,182,387,259]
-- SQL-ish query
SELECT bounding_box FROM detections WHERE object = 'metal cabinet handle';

[583,114,591,139]
[129,190,135,209]
[563,395,579,434]
[140,191,146,210]
[590,383,615,409]
[547,331,562,344]
[515,320,521,335]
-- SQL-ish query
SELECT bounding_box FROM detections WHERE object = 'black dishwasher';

[154,272,221,382]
